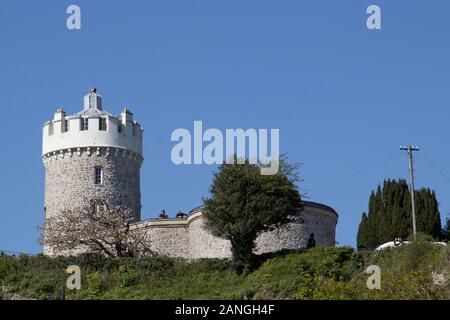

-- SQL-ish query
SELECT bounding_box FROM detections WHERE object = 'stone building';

[131,202,338,259]
[42,89,338,258]
[42,89,143,255]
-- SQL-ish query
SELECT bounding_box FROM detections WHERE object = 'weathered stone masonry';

[132,201,338,259]
[43,147,142,221]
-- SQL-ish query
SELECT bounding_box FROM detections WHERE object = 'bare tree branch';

[38,200,153,257]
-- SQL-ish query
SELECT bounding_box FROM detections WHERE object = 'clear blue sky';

[1,1,449,254]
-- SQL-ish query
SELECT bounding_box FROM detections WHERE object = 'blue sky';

[1,1,449,253]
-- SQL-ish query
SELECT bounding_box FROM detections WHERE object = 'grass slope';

[0,242,449,300]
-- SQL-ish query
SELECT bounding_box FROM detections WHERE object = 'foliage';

[357,179,442,250]
[86,272,102,298]
[117,265,137,288]
[202,155,303,272]
[0,245,448,300]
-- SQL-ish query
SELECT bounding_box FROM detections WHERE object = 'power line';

[420,152,450,184]
[309,153,401,192]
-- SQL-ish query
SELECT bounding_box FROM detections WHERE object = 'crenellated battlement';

[42,146,143,164]
[42,89,143,157]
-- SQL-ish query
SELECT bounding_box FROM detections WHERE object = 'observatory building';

[42,89,338,258]
[42,89,143,255]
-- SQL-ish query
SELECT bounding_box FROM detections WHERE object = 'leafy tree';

[202,156,303,272]
[357,179,442,249]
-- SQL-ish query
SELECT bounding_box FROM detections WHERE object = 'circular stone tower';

[42,89,143,255]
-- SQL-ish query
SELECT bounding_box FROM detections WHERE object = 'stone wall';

[254,208,337,254]
[43,147,142,255]
[144,224,189,258]
[132,201,338,259]
[188,213,232,259]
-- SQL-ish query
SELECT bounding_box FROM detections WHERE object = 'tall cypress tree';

[356,179,442,249]
[357,213,369,249]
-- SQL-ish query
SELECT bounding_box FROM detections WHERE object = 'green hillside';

[1,242,449,300]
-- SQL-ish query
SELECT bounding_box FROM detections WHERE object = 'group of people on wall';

[158,209,188,219]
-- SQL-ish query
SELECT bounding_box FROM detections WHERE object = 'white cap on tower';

[42,89,143,157]
[83,88,103,110]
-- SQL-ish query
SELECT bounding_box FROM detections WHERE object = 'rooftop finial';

[84,88,102,110]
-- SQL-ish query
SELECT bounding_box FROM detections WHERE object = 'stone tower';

[42,89,143,255]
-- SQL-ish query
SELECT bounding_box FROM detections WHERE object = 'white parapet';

[42,89,143,157]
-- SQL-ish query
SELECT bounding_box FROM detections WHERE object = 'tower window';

[99,118,107,131]
[62,119,69,133]
[48,122,54,136]
[94,167,103,185]
[118,124,123,133]
[80,118,89,131]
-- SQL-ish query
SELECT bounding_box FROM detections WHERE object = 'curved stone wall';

[145,224,189,258]
[133,201,338,259]
[43,147,142,255]
[254,207,337,254]
[188,213,232,259]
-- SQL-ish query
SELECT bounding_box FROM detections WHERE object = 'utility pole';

[400,146,420,239]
